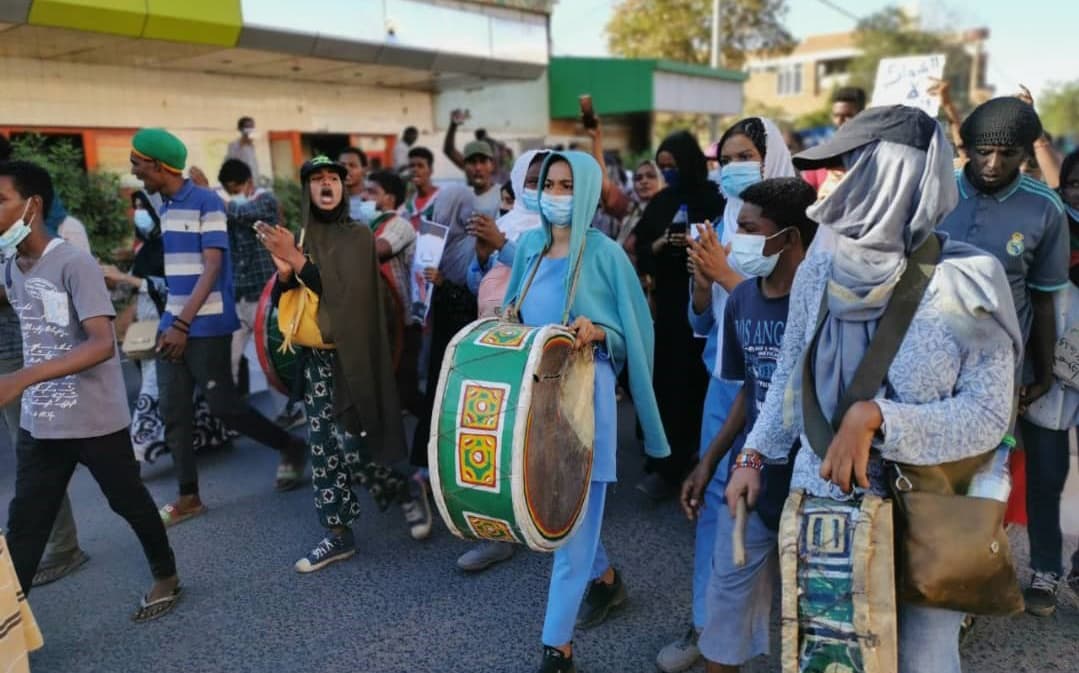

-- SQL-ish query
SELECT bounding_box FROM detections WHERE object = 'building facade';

[743,28,993,122]
[0,0,554,184]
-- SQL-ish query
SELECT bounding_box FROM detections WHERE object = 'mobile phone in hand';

[668,221,687,235]
[579,94,597,130]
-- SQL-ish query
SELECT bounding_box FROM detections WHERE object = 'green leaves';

[10,134,128,262]
[606,0,794,68]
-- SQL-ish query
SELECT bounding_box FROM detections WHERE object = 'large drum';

[779,490,897,673]
[254,277,295,395]
[428,318,595,552]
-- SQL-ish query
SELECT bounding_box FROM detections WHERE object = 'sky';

[550,0,1077,98]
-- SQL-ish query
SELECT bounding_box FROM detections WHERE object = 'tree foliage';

[1038,80,1079,140]
[10,134,129,262]
[847,7,974,113]
[606,0,795,68]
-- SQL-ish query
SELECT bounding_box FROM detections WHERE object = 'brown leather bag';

[803,234,1023,616]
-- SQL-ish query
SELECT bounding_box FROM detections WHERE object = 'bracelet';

[172,317,190,329]
[732,450,764,472]
[171,322,189,334]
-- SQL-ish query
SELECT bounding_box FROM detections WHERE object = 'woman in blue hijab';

[502,151,669,673]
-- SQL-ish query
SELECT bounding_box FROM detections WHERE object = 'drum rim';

[254,275,290,396]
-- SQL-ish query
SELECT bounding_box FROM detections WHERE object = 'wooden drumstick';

[732,495,748,568]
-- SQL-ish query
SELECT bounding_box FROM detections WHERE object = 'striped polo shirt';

[158,179,240,337]
[939,169,1069,343]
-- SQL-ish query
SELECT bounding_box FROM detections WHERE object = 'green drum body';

[254,277,296,395]
[429,318,595,552]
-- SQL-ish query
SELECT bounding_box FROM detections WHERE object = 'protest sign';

[410,219,449,324]
[871,54,946,117]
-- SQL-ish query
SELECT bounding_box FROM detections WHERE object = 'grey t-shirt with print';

[4,240,130,439]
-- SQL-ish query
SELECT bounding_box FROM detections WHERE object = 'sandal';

[275,462,304,492]
[132,585,183,623]
[32,549,90,587]
[159,502,207,528]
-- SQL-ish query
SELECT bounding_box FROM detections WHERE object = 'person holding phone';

[633,131,724,500]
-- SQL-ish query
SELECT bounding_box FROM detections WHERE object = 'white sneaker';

[656,626,701,673]
[456,542,515,572]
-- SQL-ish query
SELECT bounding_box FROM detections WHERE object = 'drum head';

[522,333,594,543]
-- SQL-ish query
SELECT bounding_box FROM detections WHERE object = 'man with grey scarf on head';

[939,97,1071,617]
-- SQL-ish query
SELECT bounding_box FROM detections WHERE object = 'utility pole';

[710,0,721,69]
[709,0,722,141]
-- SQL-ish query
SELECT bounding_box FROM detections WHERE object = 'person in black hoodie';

[634,131,725,499]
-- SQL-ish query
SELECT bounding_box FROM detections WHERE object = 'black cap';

[300,155,348,182]
[792,105,938,170]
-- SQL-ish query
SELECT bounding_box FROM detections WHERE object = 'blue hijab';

[502,151,670,458]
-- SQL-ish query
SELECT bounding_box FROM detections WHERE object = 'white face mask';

[729,228,789,278]
[540,193,573,228]
[0,201,33,254]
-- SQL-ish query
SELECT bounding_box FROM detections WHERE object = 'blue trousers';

[542,482,609,646]
[693,378,741,629]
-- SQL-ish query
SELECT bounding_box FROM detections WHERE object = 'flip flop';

[159,503,207,528]
[132,585,183,623]
[32,549,90,587]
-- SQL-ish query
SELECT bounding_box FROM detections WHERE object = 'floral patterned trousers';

[303,348,408,529]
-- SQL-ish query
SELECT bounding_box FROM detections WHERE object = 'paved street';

[3,375,1079,673]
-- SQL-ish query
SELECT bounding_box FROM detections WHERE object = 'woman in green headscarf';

[501,151,669,673]
[256,156,432,573]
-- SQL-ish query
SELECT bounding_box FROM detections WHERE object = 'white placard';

[871,54,947,117]
[410,219,449,324]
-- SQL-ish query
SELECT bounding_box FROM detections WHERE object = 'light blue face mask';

[540,193,573,228]
[521,188,540,213]
[0,201,33,254]
[720,161,763,199]
[230,194,249,207]
[357,199,379,223]
[133,209,155,236]
[707,168,722,184]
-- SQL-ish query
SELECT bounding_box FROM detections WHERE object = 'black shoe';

[576,568,627,629]
[1024,571,1060,617]
[537,645,577,673]
[1066,568,1079,595]
[635,473,675,502]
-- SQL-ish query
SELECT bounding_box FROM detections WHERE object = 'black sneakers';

[537,646,577,673]
[1024,570,1060,617]
[576,567,628,629]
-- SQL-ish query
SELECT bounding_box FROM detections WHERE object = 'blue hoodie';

[502,151,670,458]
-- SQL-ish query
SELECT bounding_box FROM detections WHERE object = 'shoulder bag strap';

[802,233,942,459]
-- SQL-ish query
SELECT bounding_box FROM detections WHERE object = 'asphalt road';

[2,380,1078,673]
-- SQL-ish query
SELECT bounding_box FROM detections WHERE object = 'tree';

[846,7,974,113]
[10,134,129,262]
[1037,80,1079,140]
[606,0,795,68]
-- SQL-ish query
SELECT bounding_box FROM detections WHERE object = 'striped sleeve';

[200,196,229,249]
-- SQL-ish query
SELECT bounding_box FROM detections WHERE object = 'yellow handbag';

[276,229,334,352]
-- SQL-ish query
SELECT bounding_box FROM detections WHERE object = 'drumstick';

[732,495,748,568]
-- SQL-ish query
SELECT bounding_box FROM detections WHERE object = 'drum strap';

[801,234,941,459]
[507,238,588,326]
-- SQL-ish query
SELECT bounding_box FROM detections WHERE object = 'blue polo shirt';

[158,179,240,337]
[939,169,1068,343]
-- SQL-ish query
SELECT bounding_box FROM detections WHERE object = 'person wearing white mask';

[467,150,549,320]
[226,116,259,179]
[655,117,797,673]
[683,177,817,673]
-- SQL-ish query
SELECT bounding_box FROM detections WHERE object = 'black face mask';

[499,208,510,217]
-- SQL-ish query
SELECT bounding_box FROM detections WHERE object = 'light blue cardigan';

[502,151,671,459]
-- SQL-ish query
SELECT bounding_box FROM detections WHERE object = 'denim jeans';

[898,604,964,673]
[1020,418,1073,575]
[1,355,82,567]
[157,335,296,496]
[6,429,176,594]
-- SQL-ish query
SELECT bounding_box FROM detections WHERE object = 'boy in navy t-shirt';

[681,177,817,671]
